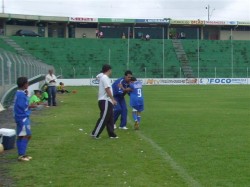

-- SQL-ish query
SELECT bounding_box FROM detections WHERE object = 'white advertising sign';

[199,78,249,85]
[57,78,250,86]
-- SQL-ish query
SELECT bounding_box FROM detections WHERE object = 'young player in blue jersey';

[128,77,144,130]
[14,77,33,161]
[112,70,133,130]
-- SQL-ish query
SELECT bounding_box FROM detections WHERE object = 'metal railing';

[0,49,54,106]
[55,66,249,79]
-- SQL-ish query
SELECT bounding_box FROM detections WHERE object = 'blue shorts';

[131,105,144,112]
[16,117,31,136]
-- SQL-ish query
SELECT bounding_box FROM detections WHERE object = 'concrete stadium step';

[172,39,195,78]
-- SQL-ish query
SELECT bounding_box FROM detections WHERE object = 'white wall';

[75,28,96,38]
[6,25,38,36]
[220,30,250,40]
[58,78,250,86]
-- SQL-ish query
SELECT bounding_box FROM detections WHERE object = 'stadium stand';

[0,37,17,52]
[182,40,250,78]
[3,37,249,79]
[10,37,181,78]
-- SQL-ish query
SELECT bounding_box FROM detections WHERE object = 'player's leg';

[52,86,57,106]
[92,100,109,138]
[106,102,118,138]
[113,99,122,126]
[132,108,137,122]
[16,118,32,161]
[119,99,128,129]
[137,111,141,124]
[47,86,52,106]
[134,105,144,130]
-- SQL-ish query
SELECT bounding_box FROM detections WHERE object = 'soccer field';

[9,85,250,186]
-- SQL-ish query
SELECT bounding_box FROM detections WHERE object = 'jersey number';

[137,89,142,97]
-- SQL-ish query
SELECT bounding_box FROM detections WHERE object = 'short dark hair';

[17,77,28,88]
[124,70,132,76]
[131,77,137,81]
[102,64,112,73]
[34,90,42,94]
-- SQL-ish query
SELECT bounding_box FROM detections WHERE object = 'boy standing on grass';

[14,77,33,161]
[128,77,144,130]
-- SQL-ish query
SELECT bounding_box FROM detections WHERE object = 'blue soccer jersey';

[14,90,31,136]
[112,77,129,99]
[129,81,144,112]
[14,90,30,121]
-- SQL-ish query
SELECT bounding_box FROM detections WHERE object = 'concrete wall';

[5,25,38,36]
[75,28,96,38]
[220,30,250,40]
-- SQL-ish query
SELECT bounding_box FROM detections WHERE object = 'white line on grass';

[128,119,202,187]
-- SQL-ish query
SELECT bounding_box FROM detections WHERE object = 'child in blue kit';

[128,77,144,130]
[14,77,33,161]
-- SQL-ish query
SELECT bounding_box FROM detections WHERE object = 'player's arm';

[105,87,117,105]
[118,83,131,93]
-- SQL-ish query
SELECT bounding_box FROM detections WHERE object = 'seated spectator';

[138,32,143,39]
[141,33,145,40]
[57,82,70,94]
[180,32,186,39]
[95,29,99,38]
[29,90,47,110]
[122,33,126,39]
[99,31,103,38]
[41,84,49,102]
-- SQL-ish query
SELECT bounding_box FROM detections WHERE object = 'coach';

[112,70,133,130]
[45,69,57,106]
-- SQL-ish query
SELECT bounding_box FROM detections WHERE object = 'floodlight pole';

[197,28,200,79]
[108,48,111,65]
[127,27,130,70]
[231,28,234,78]
[162,27,165,78]
[247,67,249,84]
[2,0,4,13]
[206,5,210,21]
[206,5,215,21]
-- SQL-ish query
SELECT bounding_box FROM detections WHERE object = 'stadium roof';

[0,13,250,26]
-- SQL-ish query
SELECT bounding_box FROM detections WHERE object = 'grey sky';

[4,0,250,21]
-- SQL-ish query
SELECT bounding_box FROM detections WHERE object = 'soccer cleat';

[24,155,32,160]
[18,155,30,161]
[119,126,128,130]
[90,134,101,139]
[110,136,119,139]
[134,121,139,130]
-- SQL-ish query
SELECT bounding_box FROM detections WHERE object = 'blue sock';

[137,116,141,123]
[132,112,137,122]
[17,138,29,156]
[22,139,29,156]
[16,139,23,156]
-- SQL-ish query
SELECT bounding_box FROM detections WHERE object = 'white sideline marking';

[128,119,201,187]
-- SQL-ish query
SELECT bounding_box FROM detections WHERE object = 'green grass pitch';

[8,85,250,186]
